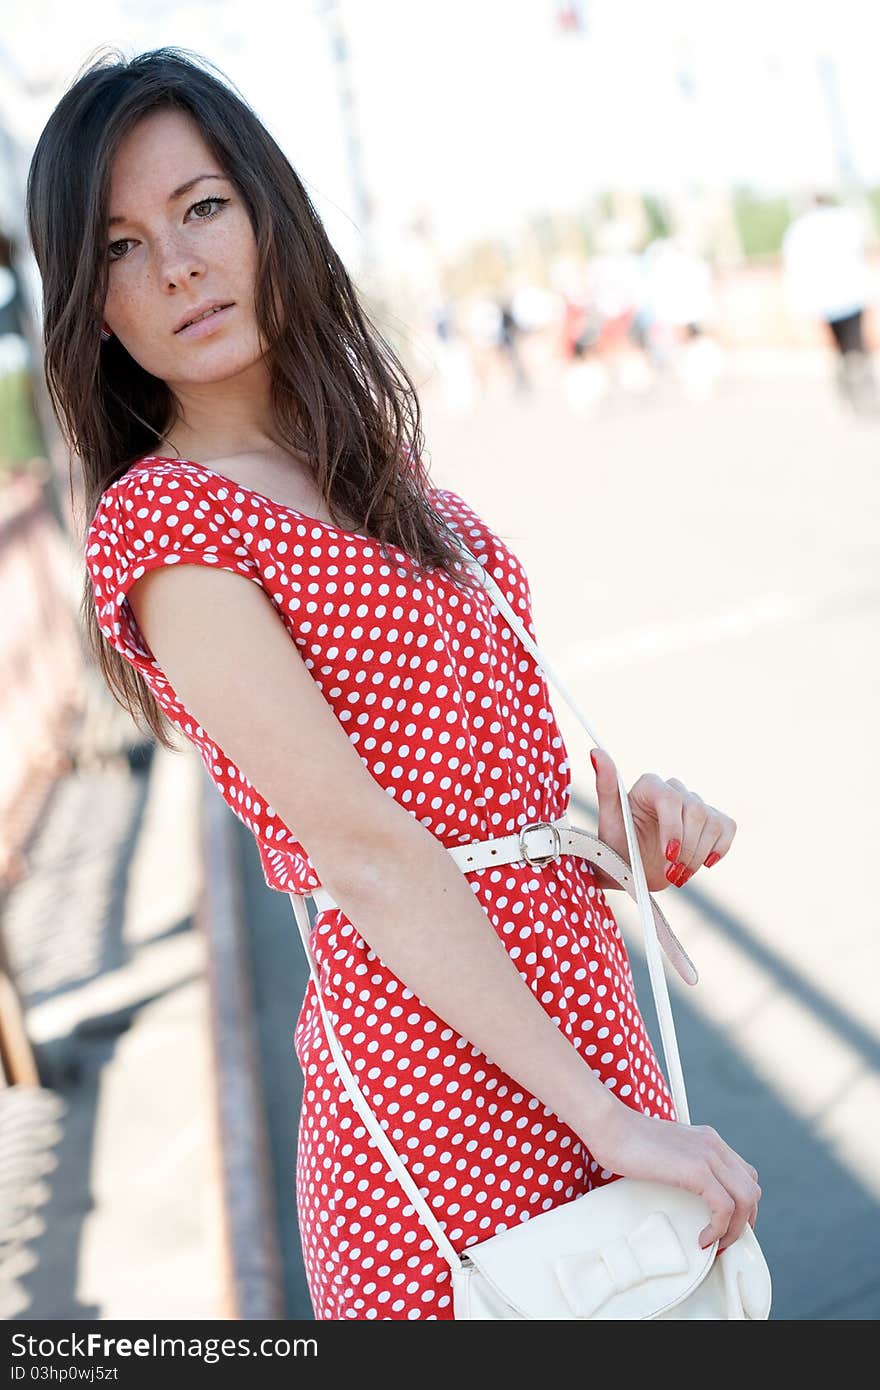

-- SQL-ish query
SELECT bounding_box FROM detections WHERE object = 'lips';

[174,301,235,333]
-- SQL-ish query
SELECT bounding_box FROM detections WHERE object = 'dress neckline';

[133,455,380,545]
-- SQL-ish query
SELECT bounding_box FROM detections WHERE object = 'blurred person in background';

[494,295,531,393]
[560,287,591,360]
[560,320,612,417]
[637,236,723,402]
[585,234,650,394]
[782,192,879,416]
[427,296,477,415]
[462,289,502,390]
[586,234,642,375]
[551,254,612,416]
[25,46,762,1322]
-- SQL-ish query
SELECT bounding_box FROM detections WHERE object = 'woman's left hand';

[589,747,737,893]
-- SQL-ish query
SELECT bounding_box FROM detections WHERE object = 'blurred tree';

[732,189,794,258]
[641,195,673,245]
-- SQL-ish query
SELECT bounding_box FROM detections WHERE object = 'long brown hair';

[26,45,481,747]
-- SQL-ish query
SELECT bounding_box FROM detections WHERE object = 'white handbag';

[288,532,773,1319]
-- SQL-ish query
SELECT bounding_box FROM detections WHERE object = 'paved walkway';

[0,680,224,1320]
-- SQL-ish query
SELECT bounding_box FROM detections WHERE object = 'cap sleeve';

[85,464,261,673]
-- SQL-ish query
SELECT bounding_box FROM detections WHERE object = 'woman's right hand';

[587,1102,762,1251]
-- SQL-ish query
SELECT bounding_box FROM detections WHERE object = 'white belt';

[306,812,697,987]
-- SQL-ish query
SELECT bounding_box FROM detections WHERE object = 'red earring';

[100,322,113,341]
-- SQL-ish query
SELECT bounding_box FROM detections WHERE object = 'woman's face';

[103,108,265,388]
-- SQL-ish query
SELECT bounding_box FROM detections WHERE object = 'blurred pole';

[816,50,879,243]
[670,40,744,268]
[314,0,377,283]
[817,51,858,191]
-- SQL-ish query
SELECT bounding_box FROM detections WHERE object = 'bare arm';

[127,561,621,1146]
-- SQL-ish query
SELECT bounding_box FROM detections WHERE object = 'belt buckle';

[517,819,562,867]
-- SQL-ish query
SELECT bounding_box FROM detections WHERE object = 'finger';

[699,811,737,870]
[680,801,710,874]
[665,788,738,882]
[590,747,620,802]
[696,1135,761,1247]
[632,775,684,866]
[720,1203,759,1258]
[665,787,710,880]
[667,785,738,874]
[696,1170,738,1250]
[713,1141,760,1192]
[591,749,624,838]
[680,809,724,877]
[713,1158,762,1251]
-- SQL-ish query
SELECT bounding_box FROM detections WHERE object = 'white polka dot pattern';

[84,455,678,1320]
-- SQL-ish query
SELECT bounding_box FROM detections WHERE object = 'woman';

[26,47,760,1320]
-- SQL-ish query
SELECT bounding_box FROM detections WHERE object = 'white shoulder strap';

[286,530,694,1276]
[288,889,465,1274]
[451,538,691,1125]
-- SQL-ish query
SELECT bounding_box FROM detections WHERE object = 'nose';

[156,233,206,291]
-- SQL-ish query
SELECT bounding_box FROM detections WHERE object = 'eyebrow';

[108,174,227,228]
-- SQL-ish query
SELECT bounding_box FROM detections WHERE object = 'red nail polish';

[665,863,681,884]
[705,851,720,868]
[665,839,680,862]
[590,751,598,772]
[672,864,689,885]
[678,867,693,885]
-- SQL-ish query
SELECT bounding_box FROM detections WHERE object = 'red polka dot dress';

[85,456,678,1320]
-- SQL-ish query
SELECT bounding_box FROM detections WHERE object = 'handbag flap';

[461,1178,717,1320]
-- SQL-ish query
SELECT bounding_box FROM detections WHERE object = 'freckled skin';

[104,107,268,401]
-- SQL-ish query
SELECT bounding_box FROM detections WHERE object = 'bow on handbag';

[554,1211,690,1318]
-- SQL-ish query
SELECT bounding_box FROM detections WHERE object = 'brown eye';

[187,196,230,220]
[106,197,229,264]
